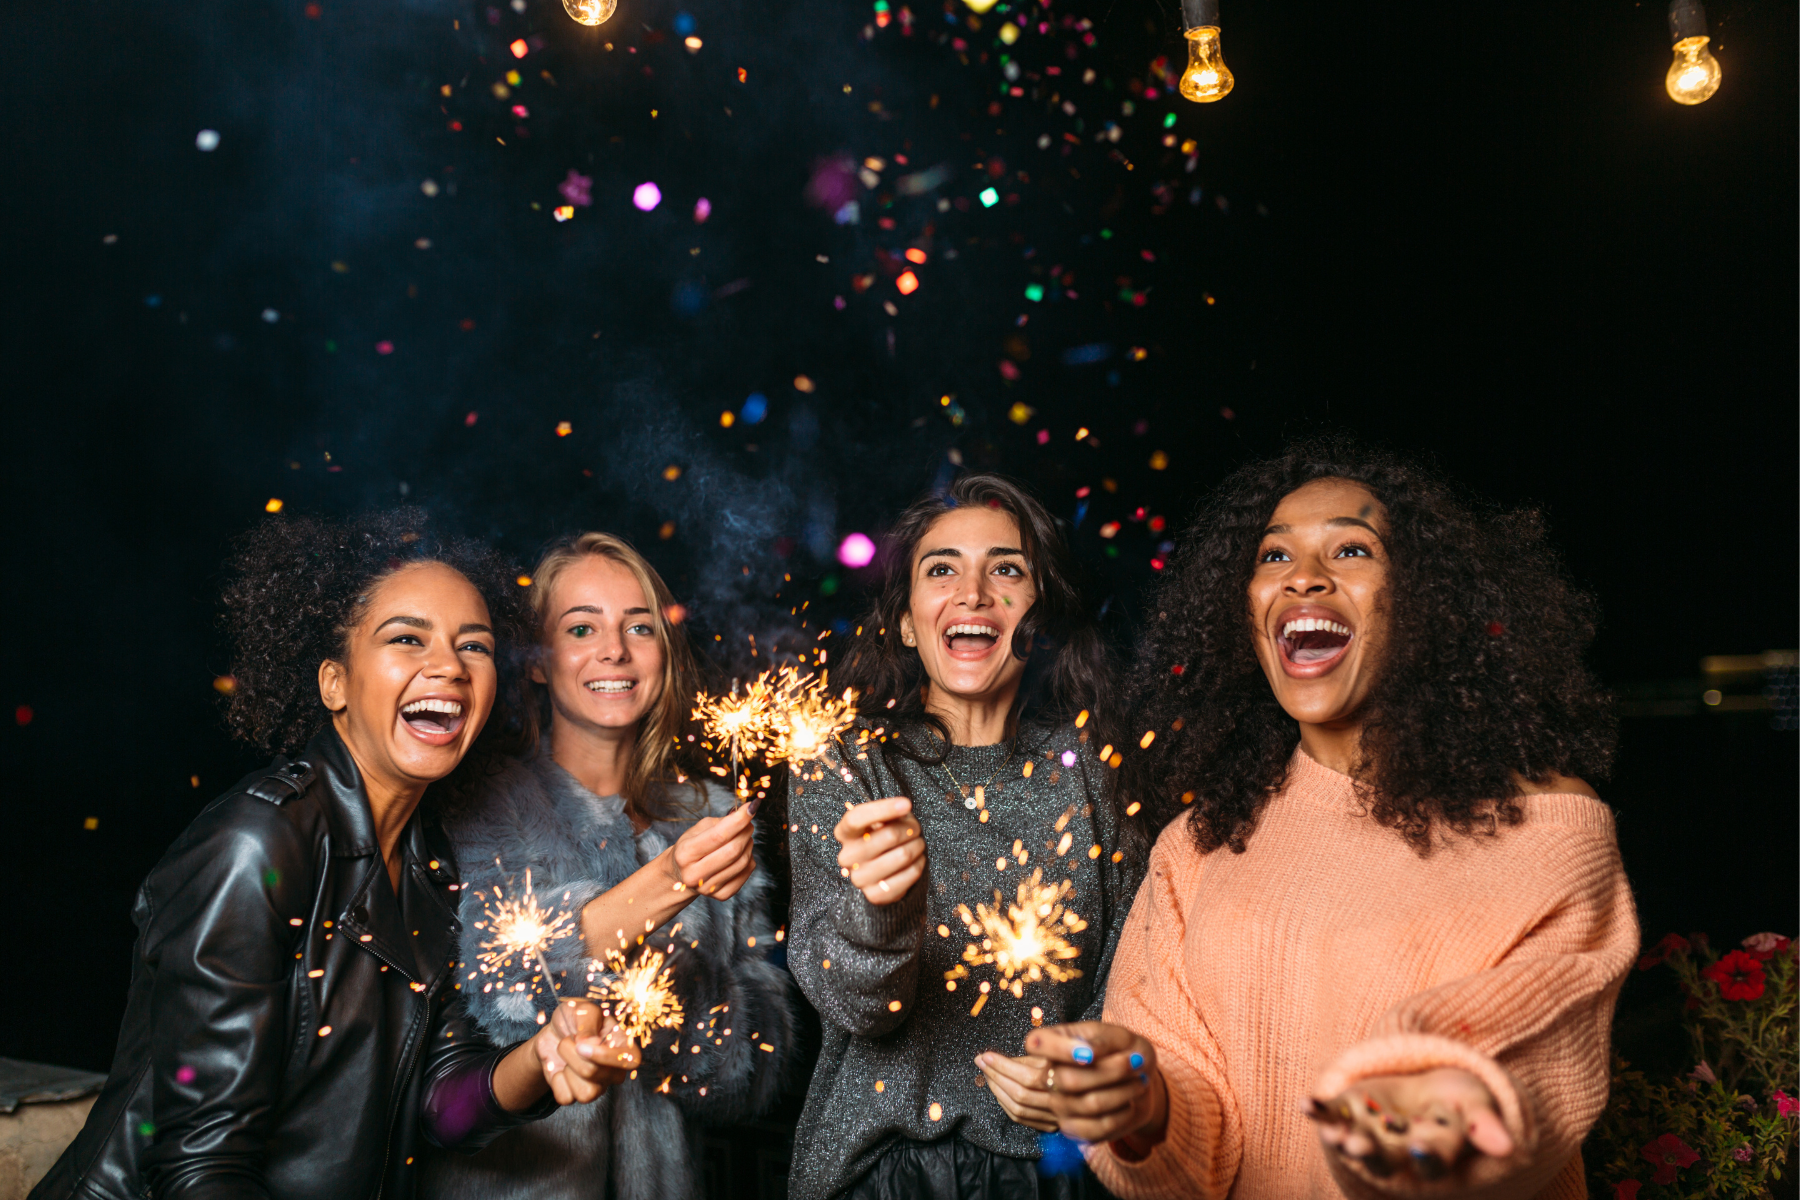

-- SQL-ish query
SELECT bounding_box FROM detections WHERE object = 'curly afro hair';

[219,508,533,759]
[1121,437,1616,854]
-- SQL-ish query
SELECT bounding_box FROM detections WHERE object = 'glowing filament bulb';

[563,0,617,25]
[1664,0,1721,106]
[1665,37,1721,105]
[1179,26,1234,104]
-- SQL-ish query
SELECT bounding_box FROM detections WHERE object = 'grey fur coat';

[417,750,796,1200]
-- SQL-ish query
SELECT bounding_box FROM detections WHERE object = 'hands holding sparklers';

[493,997,640,1111]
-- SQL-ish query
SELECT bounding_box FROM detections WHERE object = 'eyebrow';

[918,546,1027,562]
[373,615,492,636]
[557,605,654,620]
[1261,517,1382,537]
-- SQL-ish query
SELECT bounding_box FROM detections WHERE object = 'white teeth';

[402,698,463,716]
[1281,617,1352,638]
[585,680,635,693]
[945,623,999,637]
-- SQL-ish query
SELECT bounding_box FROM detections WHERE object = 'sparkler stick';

[956,868,1088,1003]
[475,866,577,1007]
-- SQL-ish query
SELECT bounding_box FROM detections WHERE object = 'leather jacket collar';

[288,727,463,992]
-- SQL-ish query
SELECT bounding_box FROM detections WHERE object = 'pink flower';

[1689,1061,1717,1084]
[1703,950,1767,1001]
[1733,1143,1754,1163]
[1640,1134,1700,1185]
[1775,1091,1800,1118]
[1742,932,1792,961]
[558,170,593,207]
[1637,932,1690,971]
[1613,1182,1641,1200]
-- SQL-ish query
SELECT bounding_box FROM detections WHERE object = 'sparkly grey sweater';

[786,723,1139,1200]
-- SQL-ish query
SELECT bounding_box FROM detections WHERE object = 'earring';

[901,628,916,646]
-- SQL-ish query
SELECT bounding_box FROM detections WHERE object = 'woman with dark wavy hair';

[786,472,1144,1200]
[1023,441,1638,1199]
[33,510,635,1200]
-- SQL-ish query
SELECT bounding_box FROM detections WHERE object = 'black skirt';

[843,1135,1115,1200]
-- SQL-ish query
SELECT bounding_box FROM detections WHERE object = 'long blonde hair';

[526,532,705,822]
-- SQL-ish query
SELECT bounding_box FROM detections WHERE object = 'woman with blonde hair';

[420,532,796,1200]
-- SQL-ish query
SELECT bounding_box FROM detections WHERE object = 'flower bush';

[1587,932,1797,1198]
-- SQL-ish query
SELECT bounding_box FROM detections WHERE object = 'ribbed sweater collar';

[1284,746,1363,810]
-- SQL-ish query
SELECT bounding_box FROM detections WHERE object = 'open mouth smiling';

[584,679,636,694]
[1276,612,1354,672]
[400,697,465,738]
[944,621,1002,654]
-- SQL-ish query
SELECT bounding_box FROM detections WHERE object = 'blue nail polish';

[1138,1073,1149,1086]
[1072,1045,1094,1065]
[1129,1053,1144,1070]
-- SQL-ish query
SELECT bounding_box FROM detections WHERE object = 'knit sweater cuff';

[1085,1051,1220,1200]
[1314,1033,1537,1189]
[831,862,929,949]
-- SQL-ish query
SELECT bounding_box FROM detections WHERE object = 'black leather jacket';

[32,728,551,1200]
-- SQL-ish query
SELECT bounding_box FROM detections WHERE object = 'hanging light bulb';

[1178,0,1234,104]
[1665,0,1722,105]
[563,0,616,25]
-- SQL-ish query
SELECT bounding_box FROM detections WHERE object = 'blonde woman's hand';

[666,802,757,900]
[832,797,925,905]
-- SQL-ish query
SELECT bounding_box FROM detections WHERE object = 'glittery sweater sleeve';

[786,755,928,1039]
[1080,749,1141,1023]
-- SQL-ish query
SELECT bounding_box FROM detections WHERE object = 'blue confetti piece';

[741,393,768,424]
[1037,1131,1086,1176]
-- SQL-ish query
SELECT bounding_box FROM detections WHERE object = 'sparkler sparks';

[694,666,859,799]
[956,869,1087,1001]
[474,868,577,1007]
[591,946,686,1045]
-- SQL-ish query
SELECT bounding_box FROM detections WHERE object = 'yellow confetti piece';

[875,1080,885,1092]
[318,1025,332,1037]
[1088,845,1102,859]
[1139,730,1156,749]
[264,498,284,513]
[1074,710,1089,728]
[928,1102,943,1120]
[888,999,903,1011]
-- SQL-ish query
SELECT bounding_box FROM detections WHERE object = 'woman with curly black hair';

[33,510,637,1200]
[1023,441,1639,1199]
[786,473,1144,1200]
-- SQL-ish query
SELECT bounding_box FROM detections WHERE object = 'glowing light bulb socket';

[1179,0,1219,27]
[1667,0,1707,42]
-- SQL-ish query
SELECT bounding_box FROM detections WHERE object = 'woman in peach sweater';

[998,441,1637,1198]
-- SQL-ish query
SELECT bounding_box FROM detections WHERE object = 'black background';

[1,0,1793,1074]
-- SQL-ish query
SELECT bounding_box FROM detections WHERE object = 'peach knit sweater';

[1087,750,1638,1200]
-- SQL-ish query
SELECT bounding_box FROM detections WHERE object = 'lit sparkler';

[694,666,859,799]
[591,946,686,1045]
[764,666,858,769]
[475,868,577,1006]
[957,869,1087,1001]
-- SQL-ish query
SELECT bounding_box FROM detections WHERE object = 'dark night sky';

[1,0,1794,1070]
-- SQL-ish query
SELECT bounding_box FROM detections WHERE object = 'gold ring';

[1045,1067,1057,1093]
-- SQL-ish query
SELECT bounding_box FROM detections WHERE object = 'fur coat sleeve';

[442,753,796,1125]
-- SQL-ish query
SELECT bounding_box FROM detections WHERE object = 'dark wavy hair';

[219,508,534,765]
[1121,438,1616,853]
